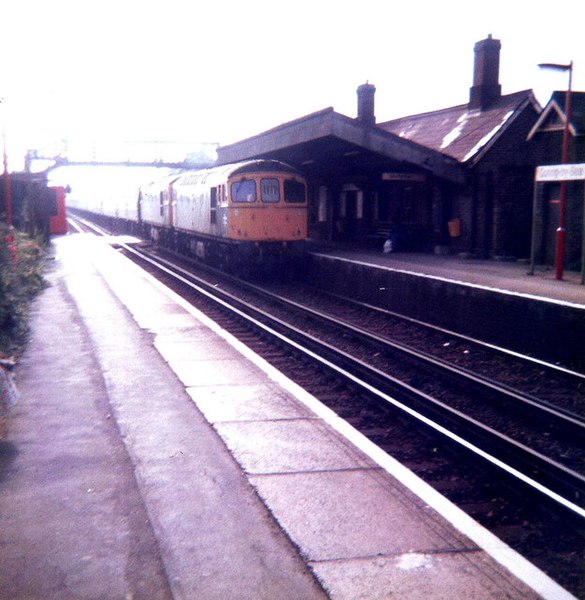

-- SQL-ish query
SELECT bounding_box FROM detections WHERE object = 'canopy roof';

[218,108,465,184]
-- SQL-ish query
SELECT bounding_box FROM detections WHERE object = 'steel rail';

[236,280,585,429]
[67,217,585,516]
[114,240,585,519]
[321,290,585,380]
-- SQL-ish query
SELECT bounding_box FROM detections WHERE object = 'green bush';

[0,224,47,357]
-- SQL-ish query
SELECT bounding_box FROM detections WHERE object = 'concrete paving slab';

[310,552,540,600]
[215,419,377,474]
[170,357,264,387]
[111,279,172,310]
[153,327,214,345]
[249,469,471,561]
[155,335,234,362]
[87,238,199,333]
[133,310,198,333]
[187,383,315,422]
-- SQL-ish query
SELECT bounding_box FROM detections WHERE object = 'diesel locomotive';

[69,160,309,274]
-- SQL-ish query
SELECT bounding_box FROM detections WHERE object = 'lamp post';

[538,61,573,280]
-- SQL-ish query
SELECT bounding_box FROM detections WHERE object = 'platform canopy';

[217,108,466,185]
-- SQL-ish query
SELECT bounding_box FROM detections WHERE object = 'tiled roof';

[378,90,539,164]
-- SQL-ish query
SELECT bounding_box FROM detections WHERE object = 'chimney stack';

[469,35,502,110]
[357,82,376,126]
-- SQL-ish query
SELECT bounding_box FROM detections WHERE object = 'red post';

[539,61,574,280]
[555,63,573,280]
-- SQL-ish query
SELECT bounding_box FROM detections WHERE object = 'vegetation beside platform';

[0,223,48,359]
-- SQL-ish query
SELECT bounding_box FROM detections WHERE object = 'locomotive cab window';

[231,179,256,203]
[261,178,280,203]
[284,179,306,203]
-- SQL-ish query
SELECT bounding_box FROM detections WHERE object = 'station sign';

[382,173,427,182]
[535,163,585,182]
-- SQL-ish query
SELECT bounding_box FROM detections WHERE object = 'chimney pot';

[469,36,502,110]
[357,82,376,126]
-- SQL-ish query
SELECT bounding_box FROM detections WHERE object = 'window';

[231,179,256,203]
[318,186,327,222]
[284,179,306,203]
[261,178,280,203]
[210,187,217,224]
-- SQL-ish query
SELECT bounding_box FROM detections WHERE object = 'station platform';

[304,246,585,369]
[0,233,576,599]
[308,245,585,307]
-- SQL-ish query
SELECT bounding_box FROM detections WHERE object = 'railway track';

[70,218,585,597]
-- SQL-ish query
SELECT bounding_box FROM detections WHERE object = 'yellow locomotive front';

[225,168,307,242]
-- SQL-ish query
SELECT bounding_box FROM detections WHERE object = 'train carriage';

[61,165,175,232]
[138,173,181,245]
[67,160,308,276]
[140,159,308,274]
[167,160,308,270]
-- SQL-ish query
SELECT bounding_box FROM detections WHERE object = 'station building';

[218,36,584,268]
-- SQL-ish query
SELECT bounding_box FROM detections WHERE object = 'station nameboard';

[535,163,585,182]
[382,173,427,182]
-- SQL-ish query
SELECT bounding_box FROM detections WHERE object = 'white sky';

[2,0,584,168]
